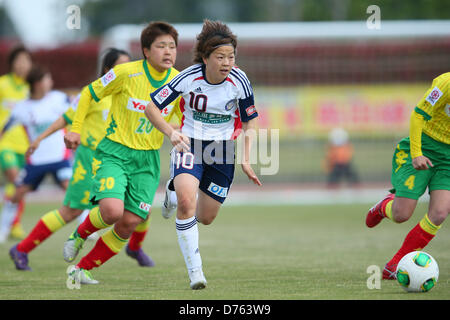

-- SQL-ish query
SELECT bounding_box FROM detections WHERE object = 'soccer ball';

[396,251,439,292]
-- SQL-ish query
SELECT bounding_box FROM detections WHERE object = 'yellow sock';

[135,217,151,232]
[41,209,66,232]
[384,199,395,221]
[101,228,128,253]
[89,207,111,229]
[419,213,440,235]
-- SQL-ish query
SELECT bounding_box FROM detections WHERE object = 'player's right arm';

[409,75,447,170]
[145,99,189,152]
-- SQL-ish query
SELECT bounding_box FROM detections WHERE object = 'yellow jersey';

[411,72,450,157]
[71,60,181,150]
[0,73,30,154]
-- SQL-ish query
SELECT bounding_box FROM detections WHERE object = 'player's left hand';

[412,155,433,170]
[241,162,262,186]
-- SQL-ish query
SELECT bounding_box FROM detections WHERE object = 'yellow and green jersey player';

[391,72,450,204]
[63,22,183,284]
[366,72,450,279]
[0,45,32,241]
[9,49,132,270]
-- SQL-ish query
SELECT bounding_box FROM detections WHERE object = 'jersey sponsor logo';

[100,69,116,87]
[245,105,257,116]
[225,99,237,111]
[193,111,231,124]
[425,86,443,106]
[139,202,151,212]
[126,98,150,113]
[154,86,173,104]
[128,72,143,78]
[161,105,173,117]
[445,104,450,117]
[207,182,228,198]
[194,87,203,93]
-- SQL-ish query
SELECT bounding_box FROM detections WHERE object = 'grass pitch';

[0,201,448,300]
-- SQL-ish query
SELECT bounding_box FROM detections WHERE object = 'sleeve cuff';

[88,84,100,102]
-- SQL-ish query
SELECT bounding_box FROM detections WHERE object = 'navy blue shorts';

[18,160,72,190]
[171,139,235,203]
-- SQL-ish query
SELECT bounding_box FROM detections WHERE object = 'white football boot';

[161,180,177,219]
[189,268,207,290]
[67,265,99,285]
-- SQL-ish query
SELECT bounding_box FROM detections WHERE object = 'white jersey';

[151,64,258,140]
[8,90,70,165]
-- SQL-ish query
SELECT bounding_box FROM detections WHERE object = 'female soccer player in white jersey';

[145,19,262,290]
[0,65,72,242]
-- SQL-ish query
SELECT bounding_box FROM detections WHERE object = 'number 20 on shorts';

[99,177,115,192]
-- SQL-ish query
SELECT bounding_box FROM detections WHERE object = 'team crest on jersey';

[225,99,237,111]
[245,105,257,116]
[425,86,443,106]
[154,86,173,104]
[101,69,116,87]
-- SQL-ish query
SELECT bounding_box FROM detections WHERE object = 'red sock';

[387,223,435,266]
[12,199,25,226]
[77,216,101,239]
[77,237,117,270]
[17,220,52,253]
[128,230,147,251]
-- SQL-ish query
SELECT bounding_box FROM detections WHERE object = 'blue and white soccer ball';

[396,251,439,292]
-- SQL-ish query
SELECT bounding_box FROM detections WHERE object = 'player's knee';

[99,202,123,224]
[59,206,82,223]
[177,194,196,214]
[428,208,448,226]
[392,207,412,223]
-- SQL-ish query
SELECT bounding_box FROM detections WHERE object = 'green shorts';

[89,138,160,219]
[391,133,450,199]
[63,144,96,210]
[0,149,25,171]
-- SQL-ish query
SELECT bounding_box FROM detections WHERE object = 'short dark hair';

[193,19,237,64]
[140,21,178,59]
[99,48,130,76]
[7,45,31,72]
[26,65,49,94]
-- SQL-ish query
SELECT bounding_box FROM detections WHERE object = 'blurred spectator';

[323,127,359,188]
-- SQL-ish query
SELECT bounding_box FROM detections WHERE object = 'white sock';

[0,200,18,237]
[175,216,202,272]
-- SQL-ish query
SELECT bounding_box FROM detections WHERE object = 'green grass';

[0,201,448,300]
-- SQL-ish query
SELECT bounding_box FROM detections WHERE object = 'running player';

[0,45,32,240]
[365,72,450,279]
[8,48,136,271]
[63,21,182,284]
[0,65,72,243]
[145,19,262,290]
